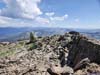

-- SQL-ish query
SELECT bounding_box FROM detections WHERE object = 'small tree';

[29,32,36,43]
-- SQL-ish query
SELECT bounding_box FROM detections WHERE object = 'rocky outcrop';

[67,33,100,68]
[0,31,100,75]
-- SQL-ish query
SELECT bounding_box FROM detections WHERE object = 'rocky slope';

[0,31,100,75]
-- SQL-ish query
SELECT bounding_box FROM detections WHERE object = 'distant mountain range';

[0,27,100,42]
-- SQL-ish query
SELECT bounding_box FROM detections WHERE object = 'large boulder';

[67,34,100,67]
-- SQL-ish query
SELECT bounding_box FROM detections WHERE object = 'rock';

[68,35,100,67]
[74,58,90,70]
[0,42,10,45]
[69,31,80,35]
[0,64,7,68]
[57,35,66,41]
[74,63,100,75]
[58,49,68,67]
[47,64,73,75]
[87,63,100,73]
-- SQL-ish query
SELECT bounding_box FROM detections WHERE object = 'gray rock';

[47,64,74,75]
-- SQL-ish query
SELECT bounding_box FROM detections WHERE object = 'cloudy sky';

[0,0,100,29]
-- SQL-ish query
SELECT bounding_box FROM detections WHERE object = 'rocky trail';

[0,31,100,75]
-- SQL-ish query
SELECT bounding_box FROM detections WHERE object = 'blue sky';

[0,0,100,29]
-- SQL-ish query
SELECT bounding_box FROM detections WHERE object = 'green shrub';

[28,43,37,51]
[29,32,36,43]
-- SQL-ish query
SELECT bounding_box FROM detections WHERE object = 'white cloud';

[0,0,42,19]
[35,17,50,24]
[50,14,68,21]
[0,16,12,24]
[0,18,8,24]
[0,0,69,27]
[0,16,35,27]
[0,0,51,26]
[45,12,55,16]
[45,12,68,21]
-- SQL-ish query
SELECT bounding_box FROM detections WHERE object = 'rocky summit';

[0,31,100,75]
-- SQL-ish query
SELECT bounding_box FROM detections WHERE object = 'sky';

[0,0,100,29]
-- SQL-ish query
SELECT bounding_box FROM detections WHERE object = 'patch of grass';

[0,50,15,57]
[15,44,22,48]
[19,41,25,46]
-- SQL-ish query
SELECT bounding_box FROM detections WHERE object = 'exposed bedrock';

[67,33,100,68]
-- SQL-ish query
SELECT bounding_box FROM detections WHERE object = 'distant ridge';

[0,27,100,42]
